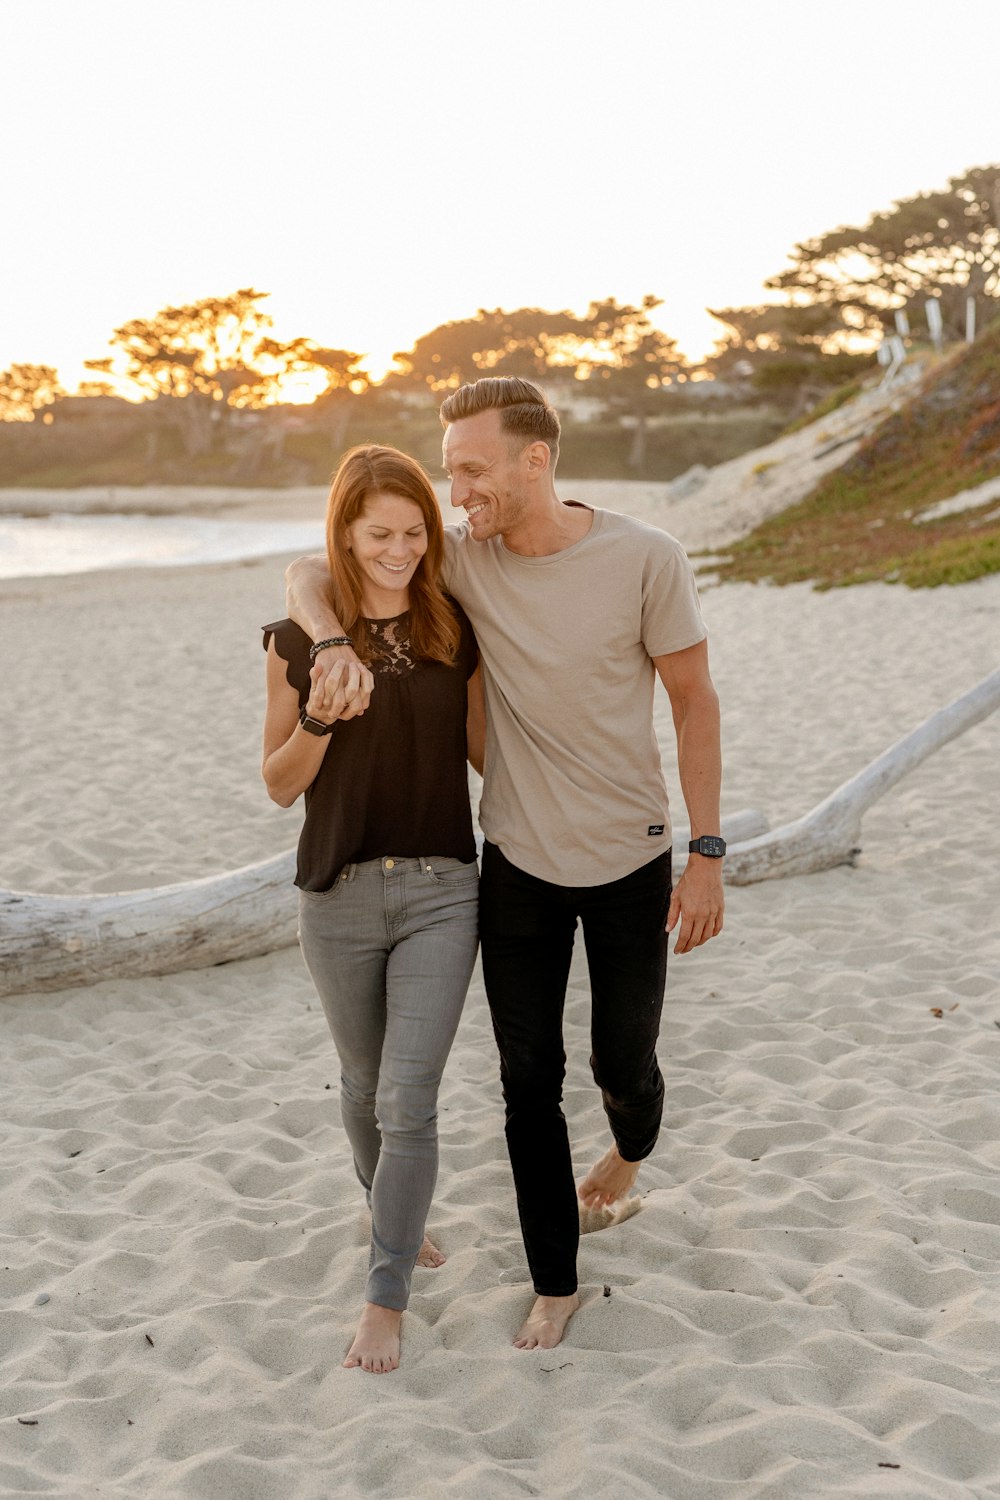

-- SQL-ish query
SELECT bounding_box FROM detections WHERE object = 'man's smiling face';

[443,408,531,542]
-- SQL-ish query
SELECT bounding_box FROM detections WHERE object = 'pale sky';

[2,0,999,390]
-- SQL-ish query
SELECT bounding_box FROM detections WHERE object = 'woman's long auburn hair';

[325,445,460,665]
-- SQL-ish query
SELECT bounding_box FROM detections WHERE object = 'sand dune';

[1,483,999,1497]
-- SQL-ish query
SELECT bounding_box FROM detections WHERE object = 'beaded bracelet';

[309,636,354,661]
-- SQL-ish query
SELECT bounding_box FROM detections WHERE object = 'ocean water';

[0,513,327,580]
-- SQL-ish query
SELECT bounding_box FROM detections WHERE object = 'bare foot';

[342,1302,402,1373]
[579,1194,642,1235]
[415,1234,445,1268]
[512,1293,581,1350]
[577,1144,640,1210]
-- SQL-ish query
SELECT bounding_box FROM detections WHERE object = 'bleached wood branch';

[0,807,770,997]
[723,668,1000,885]
[0,807,769,997]
[0,853,298,998]
[3,661,997,998]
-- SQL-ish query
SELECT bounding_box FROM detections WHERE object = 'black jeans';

[480,842,672,1297]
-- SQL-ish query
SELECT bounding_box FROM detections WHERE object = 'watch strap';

[299,707,336,736]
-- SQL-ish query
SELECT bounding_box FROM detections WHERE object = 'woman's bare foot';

[577,1144,640,1210]
[512,1293,581,1350]
[342,1302,402,1373]
[415,1234,446,1268]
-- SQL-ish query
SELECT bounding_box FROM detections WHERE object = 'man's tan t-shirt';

[441,506,707,887]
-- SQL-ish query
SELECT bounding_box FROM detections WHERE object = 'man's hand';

[666,857,725,954]
[284,555,374,719]
[310,648,374,721]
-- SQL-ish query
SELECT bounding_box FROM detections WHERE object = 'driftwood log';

[723,667,1000,885]
[1,668,996,996]
[0,808,768,998]
[0,853,299,998]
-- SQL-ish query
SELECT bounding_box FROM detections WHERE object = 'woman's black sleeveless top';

[263,608,478,892]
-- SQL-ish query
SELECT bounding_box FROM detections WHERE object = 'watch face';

[300,713,330,736]
[692,836,726,857]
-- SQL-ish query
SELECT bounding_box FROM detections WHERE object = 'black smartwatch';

[688,835,726,858]
[299,707,336,737]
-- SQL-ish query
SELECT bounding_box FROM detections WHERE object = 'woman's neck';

[358,588,411,620]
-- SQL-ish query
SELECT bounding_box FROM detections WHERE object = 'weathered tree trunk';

[2,666,996,997]
[724,668,1000,885]
[0,854,298,998]
[627,411,648,471]
[0,810,768,997]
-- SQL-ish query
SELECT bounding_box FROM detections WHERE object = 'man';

[286,377,724,1351]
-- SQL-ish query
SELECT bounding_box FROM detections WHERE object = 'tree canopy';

[0,364,64,421]
[390,306,587,391]
[768,163,1000,341]
[704,302,870,406]
[574,296,685,392]
[703,165,1000,401]
[389,296,686,396]
[254,338,368,403]
[104,289,366,410]
[108,288,274,405]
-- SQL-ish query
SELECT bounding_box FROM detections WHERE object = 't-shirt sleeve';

[445,597,479,679]
[640,538,708,658]
[262,617,313,702]
[440,525,462,594]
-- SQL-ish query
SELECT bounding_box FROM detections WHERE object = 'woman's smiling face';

[345,491,429,615]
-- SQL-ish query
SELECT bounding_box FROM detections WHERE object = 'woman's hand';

[307,657,370,723]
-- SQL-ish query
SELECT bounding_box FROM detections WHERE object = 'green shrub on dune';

[715,321,1000,589]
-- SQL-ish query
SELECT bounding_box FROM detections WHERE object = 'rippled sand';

[1,507,998,1497]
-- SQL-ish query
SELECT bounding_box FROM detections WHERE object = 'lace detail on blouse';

[364,614,416,676]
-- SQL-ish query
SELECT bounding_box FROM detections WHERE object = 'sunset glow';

[2,1,999,402]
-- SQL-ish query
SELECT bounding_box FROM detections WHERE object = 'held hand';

[305,659,367,724]
[311,646,374,720]
[666,858,725,955]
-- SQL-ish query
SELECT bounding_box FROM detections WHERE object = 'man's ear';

[524,440,551,477]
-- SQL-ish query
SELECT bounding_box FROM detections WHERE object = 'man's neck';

[501,499,594,558]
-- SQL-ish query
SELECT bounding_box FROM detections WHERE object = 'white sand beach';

[1,471,999,1498]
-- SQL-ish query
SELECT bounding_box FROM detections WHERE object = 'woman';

[262,445,483,1375]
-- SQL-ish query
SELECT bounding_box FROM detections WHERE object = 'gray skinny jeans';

[297,855,479,1311]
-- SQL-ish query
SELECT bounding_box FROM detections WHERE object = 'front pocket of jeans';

[424,860,479,886]
[298,879,346,903]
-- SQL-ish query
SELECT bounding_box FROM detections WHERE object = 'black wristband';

[299,707,337,736]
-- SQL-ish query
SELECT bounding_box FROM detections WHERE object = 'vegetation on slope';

[712,321,1000,589]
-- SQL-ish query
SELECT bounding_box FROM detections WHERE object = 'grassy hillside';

[713,323,1000,588]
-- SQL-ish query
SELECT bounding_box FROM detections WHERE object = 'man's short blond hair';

[440,377,560,464]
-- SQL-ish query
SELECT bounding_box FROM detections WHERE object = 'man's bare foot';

[579,1194,642,1235]
[512,1293,581,1350]
[415,1234,445,1268]
[342,1302,402,1373]
[577,1144,641,1210]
